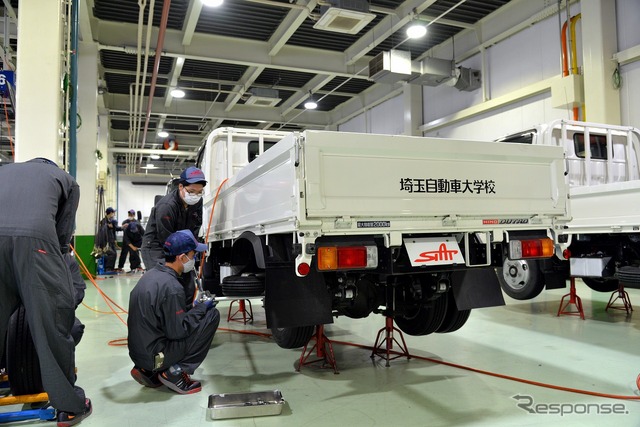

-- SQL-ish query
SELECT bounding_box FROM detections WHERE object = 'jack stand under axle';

[371,316,411,367]
[227,299,254,324]
[297,325,339,374]
[606,284,633,314]
[557,277,585,320]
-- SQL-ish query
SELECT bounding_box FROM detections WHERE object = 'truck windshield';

[248,140,277,162]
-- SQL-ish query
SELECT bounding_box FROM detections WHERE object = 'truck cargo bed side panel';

[302,131,567,219]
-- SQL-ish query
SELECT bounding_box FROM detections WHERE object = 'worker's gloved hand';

[195,291,217,310]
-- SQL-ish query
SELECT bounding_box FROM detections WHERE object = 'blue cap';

[180,166,207,185]
[106,207,115,214]
[128,209,135,215]
[163,230,207,256]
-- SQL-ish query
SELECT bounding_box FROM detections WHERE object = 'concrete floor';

[4,273,640,426]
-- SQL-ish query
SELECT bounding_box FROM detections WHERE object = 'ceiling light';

[150,153,161,160]
[406,23,427,39]
[157,130,169,138]
[142,163,158,170]
[170,88,186,98]
[201,0,224,6]
[304,100,318,110]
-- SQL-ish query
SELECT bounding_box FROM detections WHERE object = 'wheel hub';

[502,260,530,290]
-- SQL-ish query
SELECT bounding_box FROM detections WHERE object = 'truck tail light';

[509,238,555,260]
[317,246,378,271]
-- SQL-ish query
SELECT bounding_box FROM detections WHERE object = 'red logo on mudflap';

[414,243,459,263]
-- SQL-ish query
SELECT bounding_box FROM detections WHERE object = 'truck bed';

[206,131,569,241]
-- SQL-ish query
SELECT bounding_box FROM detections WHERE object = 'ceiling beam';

[268,0,317,56]
[280,74,335,116]
[110,147,196,157]
[182,0,203,46]
[95,22,373,79]
[164,57,185,107]
[224,66,264,112]
[1,0,15,20]
[344,0,438,66]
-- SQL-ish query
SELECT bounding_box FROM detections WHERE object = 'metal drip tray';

[208,390,285,420]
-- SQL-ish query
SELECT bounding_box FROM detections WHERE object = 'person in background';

[116,209,137,273]
[124,215,145,273]
[98,207,119,272]
[141,166,207,305]
[0,158,92,426]
[128,230,219,394]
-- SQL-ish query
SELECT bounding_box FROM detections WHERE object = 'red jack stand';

[557,277,585,320]
[227,299,254,324]
[370,316,411,367]
[606,284,633,314]
[296,325,339,374]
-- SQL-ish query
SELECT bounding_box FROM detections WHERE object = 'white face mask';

[182,189,202,206]
[181,255,195,273]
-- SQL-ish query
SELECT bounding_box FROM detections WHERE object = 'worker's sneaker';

[130,366,162,388]
[158,367,202,394]
[56,398,92,427]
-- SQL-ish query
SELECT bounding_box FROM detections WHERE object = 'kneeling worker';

[127,229,220,394]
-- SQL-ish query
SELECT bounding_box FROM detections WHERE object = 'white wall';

[337,0,640,138]
[115,173,166,226]
[338,94,403,134]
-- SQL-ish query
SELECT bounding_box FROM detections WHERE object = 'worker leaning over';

[0,158,92,427]
[128,229,220,394]
[141,166,206,305]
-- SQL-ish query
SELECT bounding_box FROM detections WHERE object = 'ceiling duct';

[368,50,413,84]
[409,57,455,87]
[447,67,482,92]
[313,0,376,34]
[244,87,281,107]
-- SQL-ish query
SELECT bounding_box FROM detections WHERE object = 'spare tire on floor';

[6,305,44,396]
[221,273,265,297]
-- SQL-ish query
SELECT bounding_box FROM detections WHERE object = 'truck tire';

[582,277,619,292]
[394,295,448,336]
[271,326,315,349]
[436,291,471,333]
[498,259,544,300]
[6,305,44,396]
[221,274,265,297]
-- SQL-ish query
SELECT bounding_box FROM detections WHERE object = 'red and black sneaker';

[158,368,202,394]
[131,366,162,388]
[56,398,92,427]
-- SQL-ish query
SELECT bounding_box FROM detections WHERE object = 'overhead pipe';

[560,13,582,121]
[69,0,79,178]
[130,0,147,174]
[139,0,171,165]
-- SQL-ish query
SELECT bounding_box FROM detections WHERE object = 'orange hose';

[196,178,229,282]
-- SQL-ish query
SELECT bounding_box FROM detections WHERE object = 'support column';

[15,0,64,162]
[581,0,620,124]
[403,84,422,136]
[74,41,99,275]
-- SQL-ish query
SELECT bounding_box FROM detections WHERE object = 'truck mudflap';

[264,262,333,329]
[450,268,505,310]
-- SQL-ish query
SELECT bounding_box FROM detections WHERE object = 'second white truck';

[197,128,570,348]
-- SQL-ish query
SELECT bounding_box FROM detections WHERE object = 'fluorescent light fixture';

[150,153,161,160]
[201,0,224,6]
[142,163,158,170]
[157,130,169,138]
[304,100,318,110]
[406,23,427,39]
[170,88,186,98]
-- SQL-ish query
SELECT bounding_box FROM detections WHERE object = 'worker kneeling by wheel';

[127,229,219,394]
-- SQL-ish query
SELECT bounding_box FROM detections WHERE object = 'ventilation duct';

[447,67,482,92]
[368,50,413,84]
[409,57,455,86]
[244,87,281,107]
[313,0,375,34]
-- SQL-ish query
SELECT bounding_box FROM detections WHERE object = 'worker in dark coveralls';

[128,229,219,394]
[115,209,137,272]
[141,166,206,304]
[0,158,92,426]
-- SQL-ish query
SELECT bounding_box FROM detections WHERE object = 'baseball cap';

[180,166,207,185]
[106,207,115,214]
[128,209,136,215]
[163,230,207,256]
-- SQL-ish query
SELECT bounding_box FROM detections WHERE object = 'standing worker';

[0,158,92,426]
[141,166,206,303]
[116,209,137,272]
[128,229,220,394]
[97,207,119,272]
[124,216,145,273]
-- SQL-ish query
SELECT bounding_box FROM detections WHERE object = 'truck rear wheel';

[436,291,471,333]
[6,305,44,396]
[221,274,265,297]
[582,277,619,292]
[498,259,544,300]
[394,295,448,336]
[271,326,315,349]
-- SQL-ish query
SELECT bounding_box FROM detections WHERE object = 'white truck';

[496,120,640,299]
[196,127,570,348]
